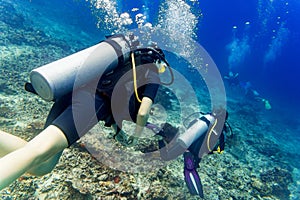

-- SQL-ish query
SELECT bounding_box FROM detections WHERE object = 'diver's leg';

[0,130,63,176]
[27,151,63,176]
[28,89,108,175]
[21,93,74,176]
[44,93,72,128]
[0,130,27,157]
[28,90,108,175]
[0,94,72,174]
[0,125,68,190]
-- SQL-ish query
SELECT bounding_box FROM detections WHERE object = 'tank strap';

[104,39,125,68]
[199,116,210,127]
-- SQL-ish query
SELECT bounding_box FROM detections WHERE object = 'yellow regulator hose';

[131,52,142,103]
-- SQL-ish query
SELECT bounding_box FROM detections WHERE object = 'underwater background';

[0,0,299,199]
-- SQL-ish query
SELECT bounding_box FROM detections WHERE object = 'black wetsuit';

[45,55,160,146]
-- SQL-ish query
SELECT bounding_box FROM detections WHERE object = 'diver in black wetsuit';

[224,71,272,110]
[224,71,240,86]
[0,34,169,190]
[148,109,232,198]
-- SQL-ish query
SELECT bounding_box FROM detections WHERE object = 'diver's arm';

[135,97,153,136]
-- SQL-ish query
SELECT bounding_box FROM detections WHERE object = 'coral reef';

[260,167,293,199]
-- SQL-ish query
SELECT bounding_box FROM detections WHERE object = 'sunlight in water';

[264,22,289,63]
[88,0,200,59]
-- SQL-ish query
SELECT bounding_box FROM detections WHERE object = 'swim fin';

[183,151,204,198]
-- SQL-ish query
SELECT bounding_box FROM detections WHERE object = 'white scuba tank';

[30,35,130,101]
[177,114,216,149]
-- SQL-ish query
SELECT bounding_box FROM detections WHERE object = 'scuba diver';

[224,71,272,110]
[147,109,232,198]
[224,71,240,86]
[0,33,171,190]
[240,81,272,110]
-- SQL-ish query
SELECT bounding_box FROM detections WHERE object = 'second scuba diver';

[147,109,232,198]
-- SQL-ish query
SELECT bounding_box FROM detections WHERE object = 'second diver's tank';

[177,114,216,149]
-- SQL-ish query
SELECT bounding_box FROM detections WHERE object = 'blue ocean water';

[1,0,300,199]
[34,0,300,114]
[198,0,300,115]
